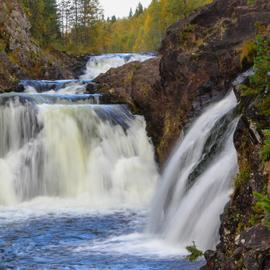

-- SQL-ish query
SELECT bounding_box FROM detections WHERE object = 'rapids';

[0,53,245,269]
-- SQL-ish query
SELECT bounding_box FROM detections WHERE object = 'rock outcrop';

[95,57,163,160]
[97,0,270,164]
[0,0,77,92]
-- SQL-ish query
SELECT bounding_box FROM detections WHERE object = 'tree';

[111,15,117,23]
[20,0,61,46]
[129,8,133,18]
[134,2,144,16]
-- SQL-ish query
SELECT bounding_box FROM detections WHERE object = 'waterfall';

[0,51,250,255]
[148,91,240,250]
[0,53,158,207]
[80,53,155,80]
[0,100,158,206]
[20,53,154,95]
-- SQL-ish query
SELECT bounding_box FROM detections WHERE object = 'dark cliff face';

[97,0,270,164]
[158,0,270,162]
[0,0,78,92]
[201,83,270,269]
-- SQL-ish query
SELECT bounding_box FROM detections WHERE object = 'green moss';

[247,0,256,6]
[0,39,6,52]
[234,166,251,189]
[254,192,270,228]
[240,40,256,67]
[242,35,270,119]
[261,130,270,161]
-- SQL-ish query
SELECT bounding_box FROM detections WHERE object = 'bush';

[254,192,270,228]
[261,130,270,161]
[186,242,203,261]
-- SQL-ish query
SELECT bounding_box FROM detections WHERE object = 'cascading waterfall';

[20,53,155,95]
[80,53,155,80]
[0,101,157,206]
[148,91,240,250]
[0,53,158,207]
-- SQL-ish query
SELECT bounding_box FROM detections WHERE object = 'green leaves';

[254,192,270,228]
[261,130,270,161]
[185,242,203,261]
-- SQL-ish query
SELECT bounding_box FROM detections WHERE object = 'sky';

[99,0,152,19]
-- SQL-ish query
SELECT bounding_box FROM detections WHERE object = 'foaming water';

[80,53,155,80]
[0,54,199,269]
[20,53,154,95]
[0,53,230,270]
[148,91,239,251]
[0,102,158,207]
[0,205,203,270]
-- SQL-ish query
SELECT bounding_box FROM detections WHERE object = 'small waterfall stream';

[148,92,239,250]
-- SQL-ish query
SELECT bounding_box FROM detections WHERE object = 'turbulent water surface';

[0,54,204,270]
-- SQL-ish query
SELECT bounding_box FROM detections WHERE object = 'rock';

[0,0,81,92]
[96,57,163,161]
[97,0,270,165]
[86,82,98,93]
[240,225,270,251]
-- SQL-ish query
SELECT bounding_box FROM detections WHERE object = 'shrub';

[186,242,203,261]
[254,192,270,228]
[261,130,270,161]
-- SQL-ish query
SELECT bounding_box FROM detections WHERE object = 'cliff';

[202,31,270,269]
[0,0,77,92]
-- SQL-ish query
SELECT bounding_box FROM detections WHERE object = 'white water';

[0,53,158,207]
[23,53,154,95]
[148,91,239,250]
[0,102,158,207]
[80,53,154,81]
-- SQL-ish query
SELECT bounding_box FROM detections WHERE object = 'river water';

[0,54,203,270]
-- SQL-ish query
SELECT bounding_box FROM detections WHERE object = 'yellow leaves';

[239,40,256,66]
[60,0,215,54]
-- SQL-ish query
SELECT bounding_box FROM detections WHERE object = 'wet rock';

[86,82,98,93]
[240,225,270,251]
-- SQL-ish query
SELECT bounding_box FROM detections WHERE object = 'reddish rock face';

[97,0,270,164]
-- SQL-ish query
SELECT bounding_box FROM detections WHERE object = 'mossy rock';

[0,39,6,52]
[0,2,10,24]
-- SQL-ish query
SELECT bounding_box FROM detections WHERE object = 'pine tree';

[129,8,133,18]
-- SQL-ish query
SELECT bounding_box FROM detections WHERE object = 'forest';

[19,0,212,55]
